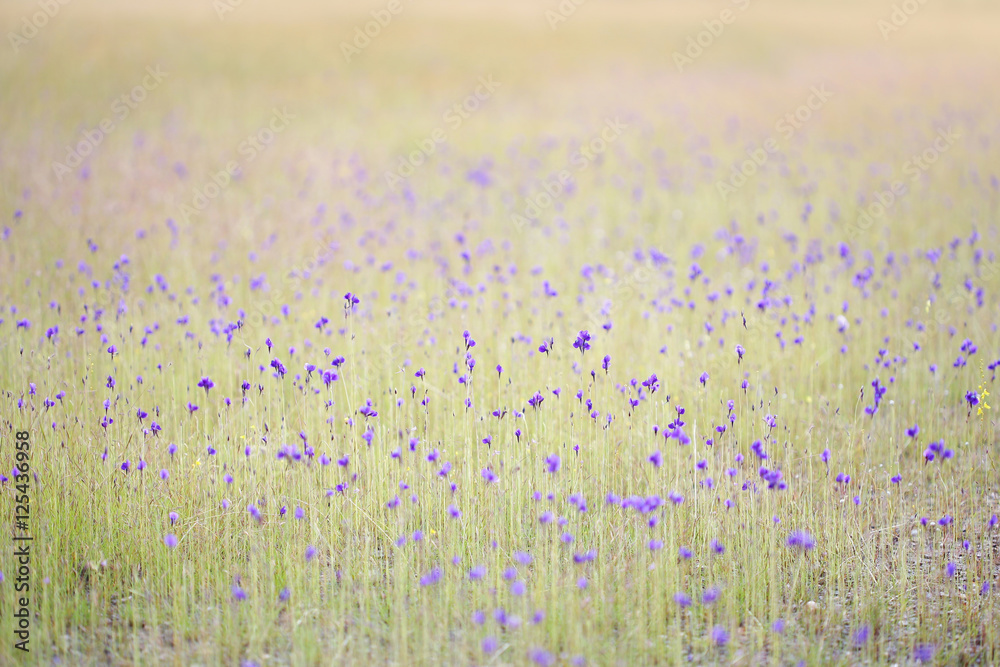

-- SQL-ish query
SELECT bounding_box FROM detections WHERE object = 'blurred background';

[2,0,998,257]
[2,3,999,664]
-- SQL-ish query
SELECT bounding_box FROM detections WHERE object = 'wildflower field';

[1,0,999,664]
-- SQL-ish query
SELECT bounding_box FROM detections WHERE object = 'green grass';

[1,1,999,664]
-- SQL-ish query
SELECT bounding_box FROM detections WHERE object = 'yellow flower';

[193,458,202,468]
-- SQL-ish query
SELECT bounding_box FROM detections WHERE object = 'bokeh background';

[2,1,999,665]
[3,0,998,256]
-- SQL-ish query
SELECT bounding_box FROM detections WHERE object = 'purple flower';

[529,648,554,667]
[699,372,709,386]
[674,592,691,607]
[163,534,178,549]
[419,567,442,587]
[966,390,980,408]
[913,645,936,663]
[572,330,592,354]
[197,376,215,393]
[711,625,729,647]
[539,511,554,524]
[710,539,725,555]
[528,391,545,409]
[648,450,662,468]
[702,586,721,604]
[735,344,745,362]
[305,545,317,561]
[482,637,498,654]
[545,454,560,473]
[786,530,815,551]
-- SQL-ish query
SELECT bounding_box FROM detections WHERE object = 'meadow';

[1,0,999,664]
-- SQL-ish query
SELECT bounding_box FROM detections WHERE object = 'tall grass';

[1,1,998,664]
